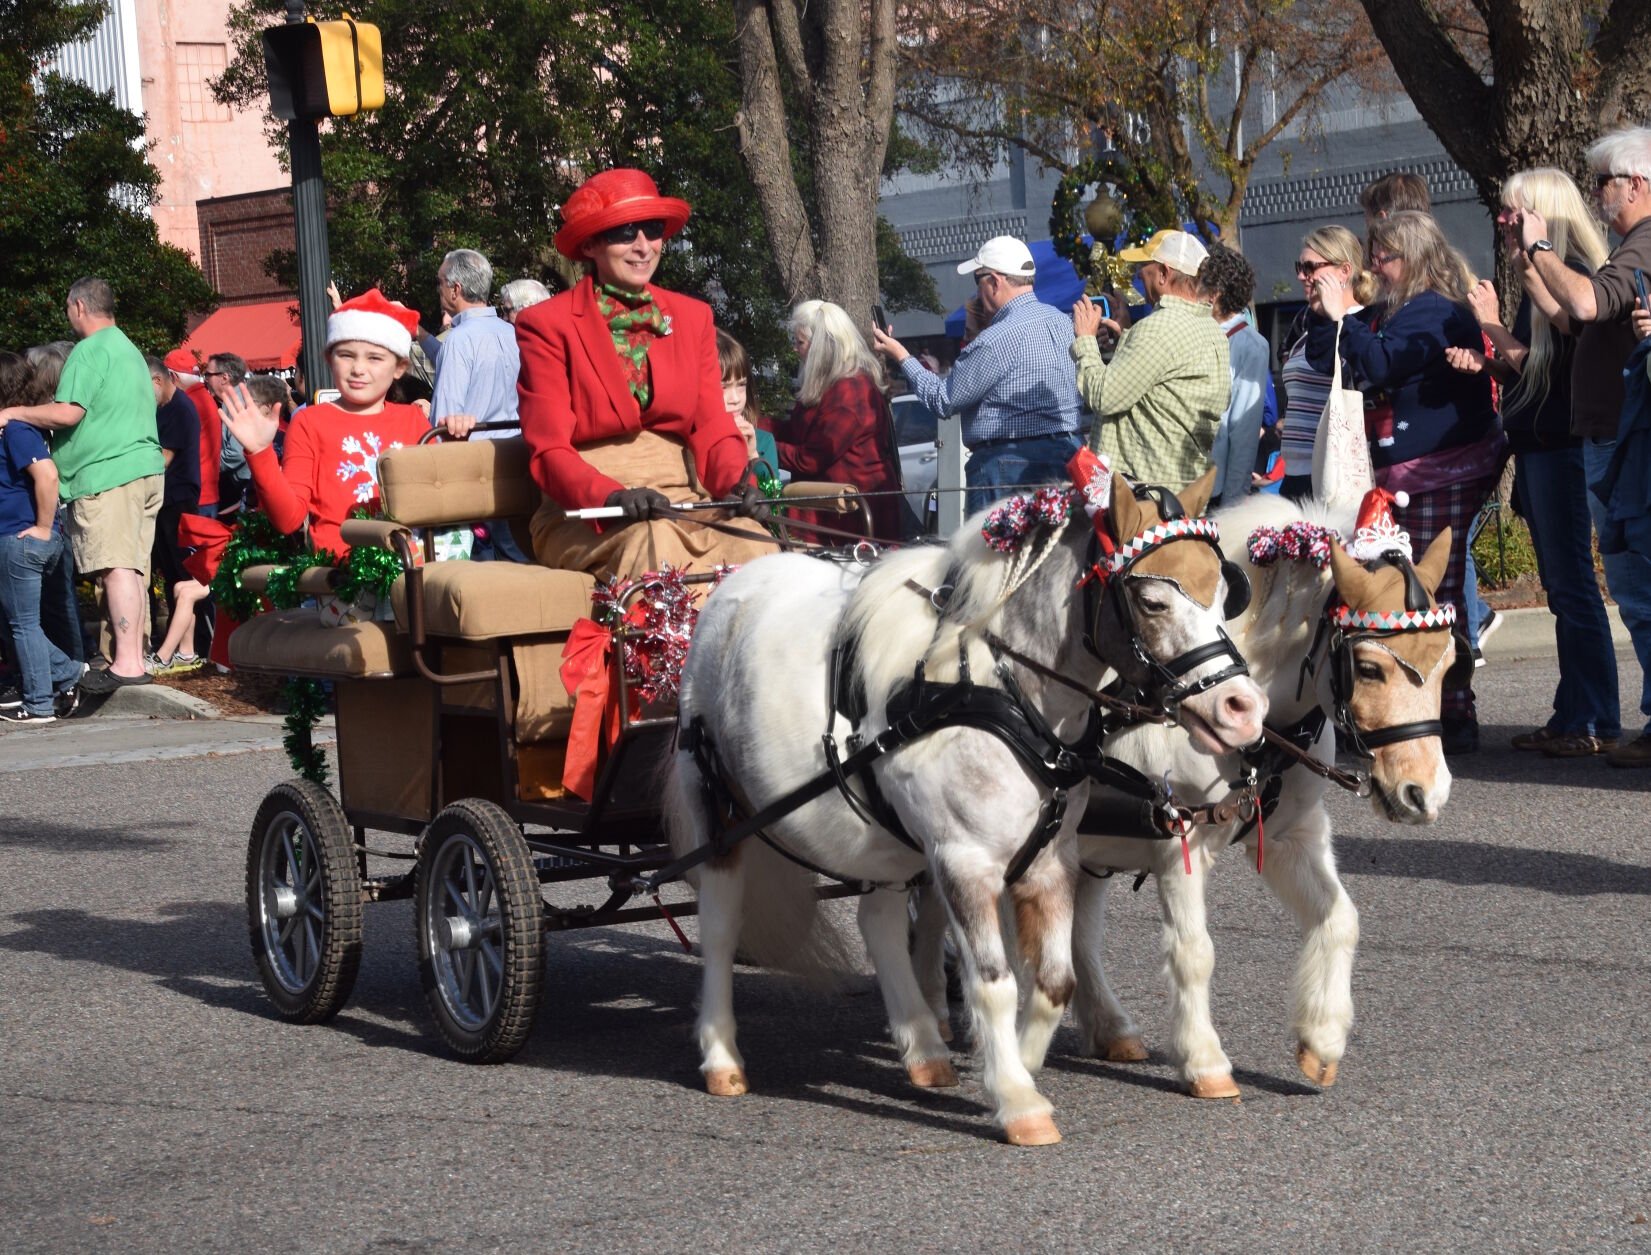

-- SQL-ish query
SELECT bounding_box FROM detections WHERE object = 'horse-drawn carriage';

[230,433,875,1063]
[230,432,1462,1145]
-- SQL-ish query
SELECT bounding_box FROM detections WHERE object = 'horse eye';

[1355,660,1385,682]
[1134,590,1171,615]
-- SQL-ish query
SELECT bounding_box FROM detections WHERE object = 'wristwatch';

[1525,239,1555,260]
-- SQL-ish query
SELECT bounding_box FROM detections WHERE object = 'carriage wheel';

[414,799,544,1063]
[246,780,363,1024]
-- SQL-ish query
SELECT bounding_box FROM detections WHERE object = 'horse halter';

[1322,548,1467,756]
[1084,483,1253,718]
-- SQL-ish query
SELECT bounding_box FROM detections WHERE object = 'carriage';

[229,432,872,1064]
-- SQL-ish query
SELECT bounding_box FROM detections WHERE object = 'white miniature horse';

[1064,492,1458,1098]
[663,470,1267,1145]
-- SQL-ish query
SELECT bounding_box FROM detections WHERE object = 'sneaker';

[54,662,89,718]
[1541,733,1619,758]
[0,685,22,711]
[158,653,204,675]
[1605,732,1651,768]
[0,707,56,726]
[143,651,168,675]
[1442,718,1480,756]
[1477,608,1503,649]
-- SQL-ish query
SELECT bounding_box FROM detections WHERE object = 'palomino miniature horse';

[1063,492,1457,1098]
[663,470,1266,1145]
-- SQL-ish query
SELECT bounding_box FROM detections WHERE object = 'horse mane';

[837,506,1088,720]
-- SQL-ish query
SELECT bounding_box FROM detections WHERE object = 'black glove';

[731,463,773,523]
[604,486,671,522]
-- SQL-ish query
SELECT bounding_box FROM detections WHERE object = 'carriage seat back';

[377,435,541,528]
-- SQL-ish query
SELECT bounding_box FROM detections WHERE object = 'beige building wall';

[135,0,285,258]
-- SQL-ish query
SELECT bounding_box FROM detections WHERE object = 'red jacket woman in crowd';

[778,300,903,542]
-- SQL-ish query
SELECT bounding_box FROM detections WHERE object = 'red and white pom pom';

[1345,486,1412,563]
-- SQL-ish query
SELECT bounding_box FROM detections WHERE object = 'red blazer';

[515,277,750,510]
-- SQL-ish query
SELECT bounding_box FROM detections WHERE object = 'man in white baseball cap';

[872,234,1085,512]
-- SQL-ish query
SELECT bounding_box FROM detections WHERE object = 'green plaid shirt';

[1075,294,1231,489]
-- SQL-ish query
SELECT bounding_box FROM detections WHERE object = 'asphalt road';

[2,639,1647,1253]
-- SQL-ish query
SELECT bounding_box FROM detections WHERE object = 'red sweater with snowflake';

[245,401,428,556]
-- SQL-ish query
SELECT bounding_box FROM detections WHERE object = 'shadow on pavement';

[1336,834,1650,895]
[0,814,184,852]
[1440,727,1651,790]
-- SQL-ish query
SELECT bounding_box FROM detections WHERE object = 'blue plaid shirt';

[899,292,1084,445]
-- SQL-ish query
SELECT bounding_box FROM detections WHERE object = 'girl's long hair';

[1501,167,1610,419]
[1367,211,1471,308]
[788,300,884,408]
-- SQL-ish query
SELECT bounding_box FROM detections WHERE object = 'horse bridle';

[1081,484,1253,719]
[1314,549,1467,758]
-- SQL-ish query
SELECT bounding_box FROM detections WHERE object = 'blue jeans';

[0,532,84,714]
[965,431,1082,517]
[1463,514,1492,643]
[1517,447,1621,738]
[1584,437,1651,733]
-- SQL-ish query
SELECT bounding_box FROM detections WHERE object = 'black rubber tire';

[414,799,544,1063]
[246,779,363,1024]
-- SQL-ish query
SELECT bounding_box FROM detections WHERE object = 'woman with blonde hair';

[1310,208,1500,754]
[1277,225,1377,500]
[778,300,903,541]
[1447,167,1619,756]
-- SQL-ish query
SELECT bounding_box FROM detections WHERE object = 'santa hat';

[1345,486,1412,562]
[326,288,418,359]
[163,347,199,375]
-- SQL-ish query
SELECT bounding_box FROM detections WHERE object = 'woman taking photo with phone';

[1309,209,1500,754]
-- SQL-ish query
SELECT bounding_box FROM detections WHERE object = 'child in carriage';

[216,288,475,556]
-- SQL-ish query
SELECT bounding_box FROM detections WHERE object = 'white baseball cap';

[1117,229,1208,277]
[956,235,1036,278]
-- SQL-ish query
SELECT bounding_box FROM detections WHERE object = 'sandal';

[1511,727,1564,751]
[1540,733,1619,759]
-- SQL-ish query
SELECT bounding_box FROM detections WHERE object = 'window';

[178,42,230,123]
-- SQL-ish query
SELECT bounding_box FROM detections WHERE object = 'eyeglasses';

[1294,259,1335,278]
[202,370,229,379]
[1595,173,1628,190]
[1371,251,1404,267]
[595,219,667,246]
[973,271,997,287]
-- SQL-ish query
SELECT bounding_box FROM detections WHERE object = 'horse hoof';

[1297,1044,1339,1088]
[1102,1035,1149,1063]
[1189,1072,1241,1100]
[1003,1112,1062,1146]
[704,1067,749,1097]
[907,1058,959,1088]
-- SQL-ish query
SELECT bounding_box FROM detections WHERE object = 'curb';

[81,681,222,720]
[1483,604,1629,663]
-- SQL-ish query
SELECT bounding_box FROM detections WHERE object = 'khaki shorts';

[67,474,164,577]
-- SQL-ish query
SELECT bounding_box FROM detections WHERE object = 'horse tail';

[661,745,856,989]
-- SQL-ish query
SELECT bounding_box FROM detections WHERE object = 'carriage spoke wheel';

[246,779,363,1024]
[414,800,544,1063]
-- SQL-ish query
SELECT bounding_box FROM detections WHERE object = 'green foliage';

[1471,506,1539,588]
[216,0,806,371]
[0,2,216,352]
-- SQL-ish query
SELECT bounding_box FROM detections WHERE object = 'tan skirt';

[529,429,776,585]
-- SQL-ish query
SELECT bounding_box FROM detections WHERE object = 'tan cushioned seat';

[229,609,411,678]
[378,437,541,528]
[392,563,596,640]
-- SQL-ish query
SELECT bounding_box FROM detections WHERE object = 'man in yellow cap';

[1070,229,1231,488]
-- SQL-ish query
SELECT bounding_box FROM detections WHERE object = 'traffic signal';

[262,15,384,120]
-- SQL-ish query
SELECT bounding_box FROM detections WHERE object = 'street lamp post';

[285,0,332,397]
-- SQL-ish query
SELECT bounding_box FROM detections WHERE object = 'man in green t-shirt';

[0,277,164,687]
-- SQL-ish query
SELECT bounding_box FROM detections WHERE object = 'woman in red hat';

[516,168,773,582]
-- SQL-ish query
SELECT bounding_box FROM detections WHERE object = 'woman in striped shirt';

[1278,226,1376,501]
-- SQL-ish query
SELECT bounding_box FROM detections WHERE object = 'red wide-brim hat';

[553,168,691,260]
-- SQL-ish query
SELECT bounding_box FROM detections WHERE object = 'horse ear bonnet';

[1129,483,1250,620]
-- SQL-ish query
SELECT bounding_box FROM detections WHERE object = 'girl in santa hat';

[515,168,774,583]
[216,288,475,556]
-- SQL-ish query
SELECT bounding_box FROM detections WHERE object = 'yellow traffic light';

[263,14,384,120]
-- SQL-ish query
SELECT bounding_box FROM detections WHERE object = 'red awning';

[177,300,303,372]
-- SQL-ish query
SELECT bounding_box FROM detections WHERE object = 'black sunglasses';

[1294,259,1335,278]
[595,219,667,246]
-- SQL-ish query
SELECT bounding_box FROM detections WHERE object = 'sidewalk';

[1482,603,1630,662]
[0,714,335,774]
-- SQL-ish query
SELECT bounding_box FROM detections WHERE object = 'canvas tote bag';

[1311,320,1374,508]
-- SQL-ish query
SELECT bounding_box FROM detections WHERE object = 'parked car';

[891,392,944,532]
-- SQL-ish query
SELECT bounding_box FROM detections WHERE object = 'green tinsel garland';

[264,549,340,610]
[1048,154,1168,280]
[209,511,304,621]
[282,676,329,785]
[333,544,403,606]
